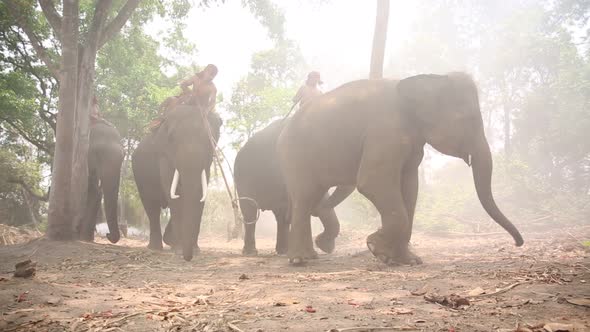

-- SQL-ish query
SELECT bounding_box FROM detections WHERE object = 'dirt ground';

[0,226,588,332]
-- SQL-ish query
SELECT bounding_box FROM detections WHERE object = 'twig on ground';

[227,322,245,332]
[4,319,44,332]
[469,281,528,299]
[103,311,153,328]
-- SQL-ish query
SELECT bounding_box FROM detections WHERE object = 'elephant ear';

[396,74,450,127]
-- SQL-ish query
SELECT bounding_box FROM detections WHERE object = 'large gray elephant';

[234,119,354,256]
[277,73,524,265]
[79,121,124,243]
[132,106,222,261]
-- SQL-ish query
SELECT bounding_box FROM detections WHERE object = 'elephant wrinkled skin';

[132,106,222,261]
[277,73,524,265]
[234,119,354,256]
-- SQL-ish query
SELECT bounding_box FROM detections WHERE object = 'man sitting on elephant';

[180,64,218,113]
[148,64,218,131]
[293,71,323,109]
[90,96,113,127]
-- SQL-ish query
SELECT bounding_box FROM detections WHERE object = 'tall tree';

[5,0,142,240]
[369,0,389,79]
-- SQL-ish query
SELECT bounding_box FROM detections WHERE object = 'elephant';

[234,119,354,256]
[132,105,222,261]
[276,72,524,265]
[79,121,124,243]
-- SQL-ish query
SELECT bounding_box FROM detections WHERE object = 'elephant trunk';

[471,134,524,246]
[179,167,207,261]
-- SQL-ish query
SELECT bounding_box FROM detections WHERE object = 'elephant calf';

[234,119,353,256]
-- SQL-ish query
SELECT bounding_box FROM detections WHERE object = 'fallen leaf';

[305,305,316,313]
[467,287,485,296]
[543,322,575,332]
[565,298,590,308]
[15,291,29,303]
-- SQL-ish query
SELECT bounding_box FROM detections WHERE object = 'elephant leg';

[287,187,326,265]
[241,199,259,256]
[162,216,174,248]
[147,206,163,250]
[273,208,289,255]
[80,173,101,242]
[401,165,419,246]
[187,201,205,256]
[100,157,122,244]
[315,202,340,254]
[169,202,183,256]
[357,145,421,266]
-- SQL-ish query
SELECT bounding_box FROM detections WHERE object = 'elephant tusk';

[200,169,208,202]
[170,169,180,199]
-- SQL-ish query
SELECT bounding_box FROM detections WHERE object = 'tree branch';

[38,0,62,41]
[1,117,53,155]
[4,1,60,79]
[9,179,49,202]
[98,0,141,48]
[86,0,112,49]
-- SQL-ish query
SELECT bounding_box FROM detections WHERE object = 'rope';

[232,197,260,225]
[198,105,261,230]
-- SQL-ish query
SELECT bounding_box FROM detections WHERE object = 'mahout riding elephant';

[132,105,222,261]
[79,121,124,243]
[234,119,354,256]
[277,73,524,265]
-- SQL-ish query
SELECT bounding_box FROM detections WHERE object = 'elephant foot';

[275,246,288,256]
[288,247,318,266]
[106,232,120,244]
[242,247,258,256]
[315,232,336,254]
[366,231,422,266]
[174,245,200,257]
[147,241,163,251]
[163,232,174,247]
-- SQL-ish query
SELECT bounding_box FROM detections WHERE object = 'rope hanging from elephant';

[199,106,261,227]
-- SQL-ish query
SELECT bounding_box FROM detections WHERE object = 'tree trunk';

[369,0,390,79]
[47,0,79,240]
[72,1,112,236]
[71,54,94,235]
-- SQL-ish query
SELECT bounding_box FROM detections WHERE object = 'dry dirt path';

[0,229,588,331]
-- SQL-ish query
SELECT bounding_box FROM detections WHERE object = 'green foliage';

[226,40,306,148]
[0,148,43,226]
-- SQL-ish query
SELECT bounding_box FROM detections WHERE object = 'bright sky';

[170,1,421,99]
